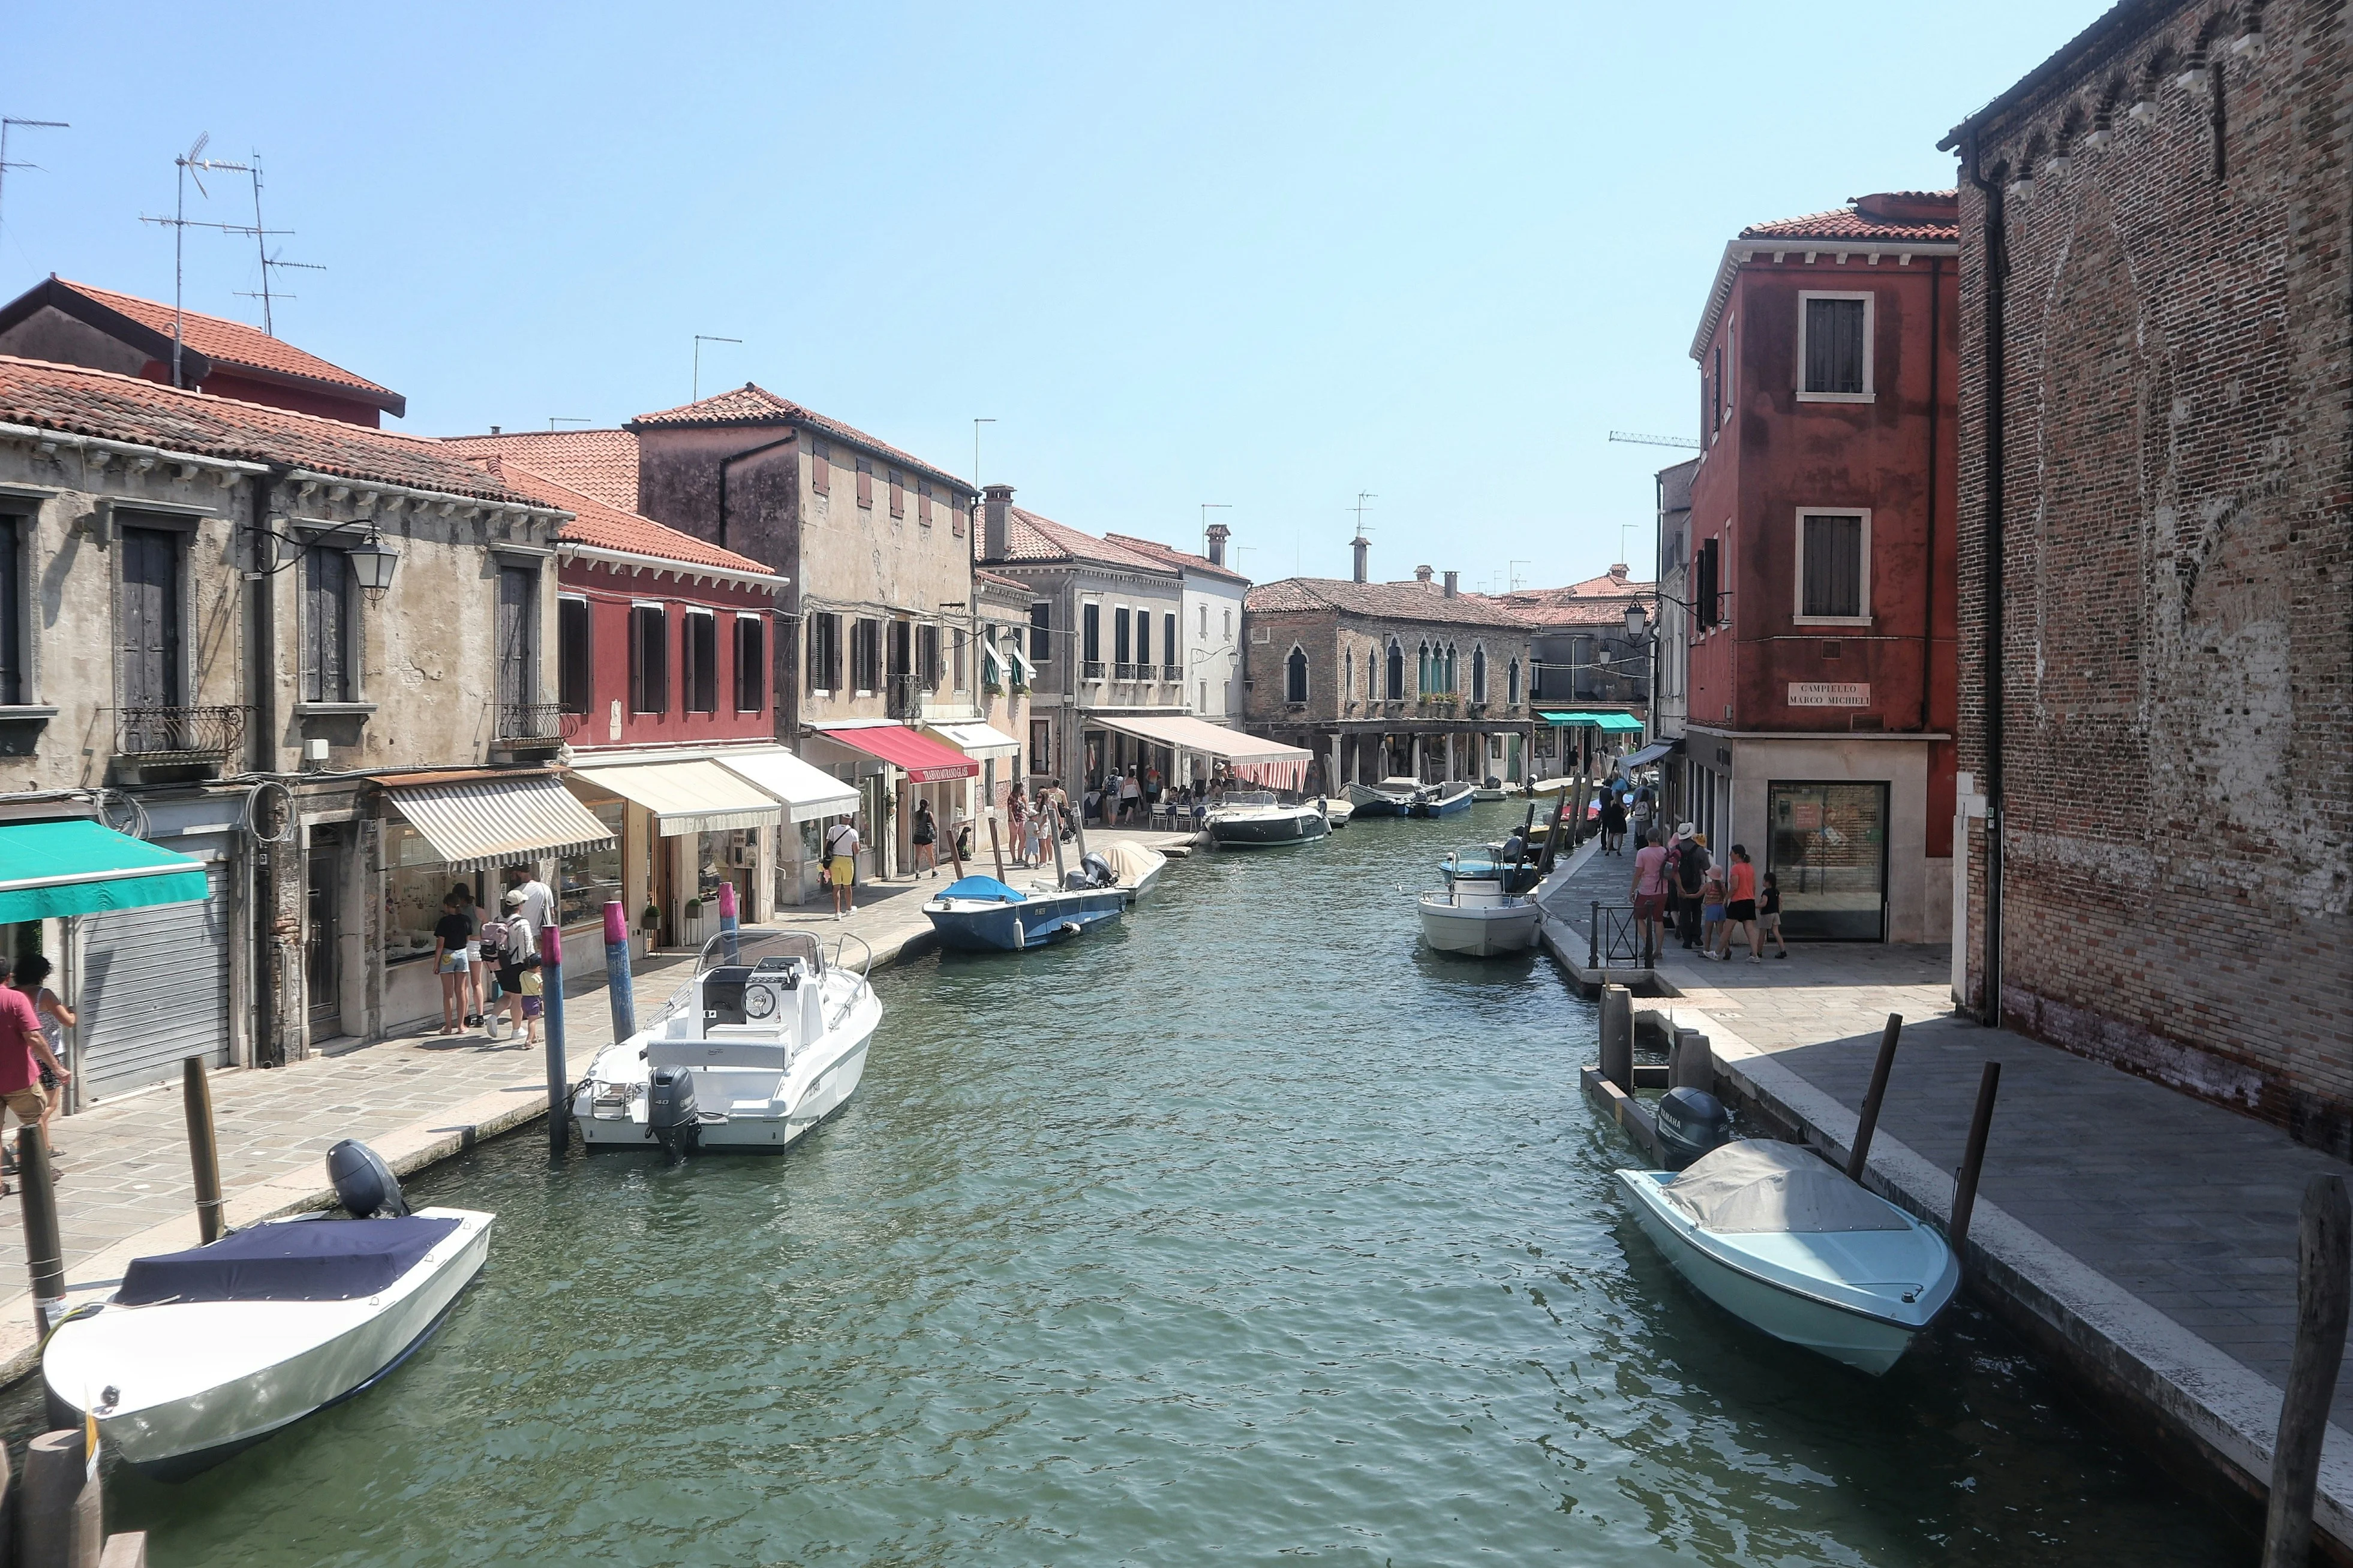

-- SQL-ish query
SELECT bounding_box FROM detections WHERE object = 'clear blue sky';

[2,2,2097,592]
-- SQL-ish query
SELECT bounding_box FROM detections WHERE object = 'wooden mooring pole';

[540,923,569,1161]
[1843,1014,1903,1182]
[1598,985,1633,1096]
[1946,1061,2002,1255]
[2259,1173,2351,1568]
[16,1125,64,1339]
[182,1057,225,1245]
[987,812,1008,883]
[21,1427,100,1568]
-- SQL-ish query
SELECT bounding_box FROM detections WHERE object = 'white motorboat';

[1471,785,1508,802]
[1324,797,1354,828]
[1347,777,1426,817]
[1616,1140,1960,1375]
[1205,791,1331,847]
[44,1206,492,1478]
[573,927,882,1155]
[1417,847,1542,955]
[1093,839,1168,898]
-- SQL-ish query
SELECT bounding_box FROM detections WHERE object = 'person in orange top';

[1715,844,1762,962]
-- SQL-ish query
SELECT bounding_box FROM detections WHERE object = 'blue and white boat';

[1408,781,1476,818]
[1616,1140,1960,1375]
[1346,777,1425,817]
[923,873,1126,952]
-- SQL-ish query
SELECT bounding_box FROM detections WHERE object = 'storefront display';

[1766,781,1889,941]
[383,823,463,968]
[560,800,628,928]
[697,826,758,912]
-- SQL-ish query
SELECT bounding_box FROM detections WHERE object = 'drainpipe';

[1922,257,1940,737]
[248,466,283,1068]
[716,434,797,553]
[1963,134,2008,1028]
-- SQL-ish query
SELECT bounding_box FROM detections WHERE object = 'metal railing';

[497,702,579,742]
[1113,661,1140,682]
[1588,901,1655,970]
[1162,663,1182,681]
[1083,660,1106,681]
[115,705,244,769]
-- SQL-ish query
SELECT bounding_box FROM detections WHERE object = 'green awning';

[0,819,211,923]
[1538,711,1646,733]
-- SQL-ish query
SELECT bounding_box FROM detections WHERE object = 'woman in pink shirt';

[1715,844,1762,962]
[1629,829,1670,964]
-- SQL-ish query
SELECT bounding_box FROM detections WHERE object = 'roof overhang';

[1690,238,1960,362]
[557,541,788,591]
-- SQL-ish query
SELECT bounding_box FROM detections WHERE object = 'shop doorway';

[305,827,343,1037]
[1766,781,1889,941]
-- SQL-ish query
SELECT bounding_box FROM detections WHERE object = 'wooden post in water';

[1946,1061,2002,1254]
[540,923,569,1160]
[2259,1173,2351,1568]
[1598,985,1633,1097]
[97,1534,147,1568]
[1049,808,1069,887]
[181,1057,224,1245]
[945,809,966,880]
[1844,1014,1904,1182]
[987,812,1008,883]
[16,1127,64,1338]
[20,1428,98,1568]
[1669,1028,1712,1093]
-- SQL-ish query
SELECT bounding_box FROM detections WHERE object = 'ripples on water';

[57,806,2238,1565]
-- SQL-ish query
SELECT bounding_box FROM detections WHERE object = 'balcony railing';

[1162,664,1182,682]
[1113,661,1140,682]
[115,705,245,781]
[1083,660,1106,681]
[498,702,579,744]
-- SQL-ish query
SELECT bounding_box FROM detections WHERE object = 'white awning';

[981,642,1008,686]
[708,746,860,826]
[1087,714,1311,766]
[924,720,1021,762]
[1008,645,1038,684]
[569,759,783,836]
[384,772,617,871]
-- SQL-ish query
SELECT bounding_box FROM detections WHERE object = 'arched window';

[1444,642,1458,693]
[1417,641,1431,694]
[1344,646,1354,699]
[1507,658,1522,706]
[1386,639,1405,700]
[1471,645,1487,703]
[1285,645,1309,704]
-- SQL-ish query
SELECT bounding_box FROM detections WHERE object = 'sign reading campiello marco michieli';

[1787,682,1871,708]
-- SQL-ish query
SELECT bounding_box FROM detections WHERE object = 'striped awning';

[384,773,616,871]
[569,758,783,836]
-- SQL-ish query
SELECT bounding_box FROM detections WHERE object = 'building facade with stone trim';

[1943,0,2351,1154]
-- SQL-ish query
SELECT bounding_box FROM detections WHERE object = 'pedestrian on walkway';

[1714,845,1761,962]
[1120,767,1143,823]
[1699,861,1727,958]
[8,955,73,1155]
[1759,872,1790,958]
[434,893,476,1034]
[1631,783,1655,843]
[0,956,70,1190]
[1630,829,1670,965]
[493,888,540,1046]
[1674,826,1709,950]
[825,816,861,916]
[1599,791,1628,855]
[911,799,939,879]
[1007,788,1030,867]
[452,882,486,1026]
[503,863,554,946]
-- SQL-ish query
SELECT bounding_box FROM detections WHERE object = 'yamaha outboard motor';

[648,1066,701,1163]
[1654,1087,1732,1172]
[327,1139,410,1218]
[1080,851,1116,888]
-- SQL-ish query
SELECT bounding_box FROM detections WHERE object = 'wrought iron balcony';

[115,705,245,783]
[1113,662,1140,682]
[1083,660,1106,681]
[1162,664,1182,682]
[498,702,579,743]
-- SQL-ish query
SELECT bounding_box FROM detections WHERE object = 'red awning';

[814,724,979,783]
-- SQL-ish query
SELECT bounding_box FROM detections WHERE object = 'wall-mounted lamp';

[245,516,401,604]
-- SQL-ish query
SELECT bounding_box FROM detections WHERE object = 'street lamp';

[344,531,401,604]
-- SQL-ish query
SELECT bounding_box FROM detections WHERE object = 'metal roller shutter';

[79,861,230,1101]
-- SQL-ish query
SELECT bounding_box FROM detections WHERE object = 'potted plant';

[639,902,660,956]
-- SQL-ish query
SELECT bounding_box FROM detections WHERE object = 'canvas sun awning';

[1538,710,1646,732]
[813,723,978,783]
[0,818,210,923]
[384,772,618,871]
[924,720,1022,762]
[1090,714,1314,790]
[570,759,783,837]
[1618,739,1682,770]
[1008,645,1038,685]
[707,747,860,826]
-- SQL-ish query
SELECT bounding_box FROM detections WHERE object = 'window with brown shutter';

[1798,510,1869,621]
[683,612,719,713]
[811,438,830,495]
[856,458,873,509]
[917,478,933,526]
[807,612,841,694]
[1800,294,1871,396]
[558,596,591,714]
[889,470,904,518]
[735,615,765,711]
[630,603,668,713]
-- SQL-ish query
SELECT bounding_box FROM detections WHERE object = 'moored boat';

[924,873,1126,950]
[1347,777,1425,817]
[1408,781,1476,818]
[1615,1140,1960,1375]
[1417,847,1542,955]
[573,928,881,1154]
[1206,791,1331,847]
[1323,797,1354,828]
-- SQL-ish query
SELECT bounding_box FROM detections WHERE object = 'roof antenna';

[230,154,322,337]
[0,115,70,248]
[1607,430,1700,450]
[548,417,591,431]
[140,134,286,387]
[693,335,741,401]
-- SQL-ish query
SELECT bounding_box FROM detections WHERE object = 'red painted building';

[1680,191,1958,942]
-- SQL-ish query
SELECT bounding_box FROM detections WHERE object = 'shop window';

[559,596,592,714]
[630,603,668,714]
[735,615,765,712]
[1767,781,1889,940]
[559,800,627,927]
[383,824,468,967]
[683,611,718,714]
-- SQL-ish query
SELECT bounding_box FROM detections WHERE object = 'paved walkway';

[1544,865,2353,1542]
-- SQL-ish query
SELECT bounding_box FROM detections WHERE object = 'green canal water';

[62,803,2241,1564]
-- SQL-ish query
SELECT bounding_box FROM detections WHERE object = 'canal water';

[70,803,2239,1564]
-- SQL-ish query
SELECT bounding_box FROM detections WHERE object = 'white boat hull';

[44,1208,492,1477]
[1417,896,1541,955]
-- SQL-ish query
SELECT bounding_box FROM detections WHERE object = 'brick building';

[1943,0,2349,1153]
[1677,189,1961,942]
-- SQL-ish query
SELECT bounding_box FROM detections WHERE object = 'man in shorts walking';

[825,815,861,917]
[0,956,69,1193]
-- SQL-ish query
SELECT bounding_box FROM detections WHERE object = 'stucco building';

[1104,526,1250,724]
[1943,0,2349,1154]
[1679,189,1961,943]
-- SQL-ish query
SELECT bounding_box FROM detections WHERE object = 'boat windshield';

[1219,791,1277,808]
[695,928,825,976]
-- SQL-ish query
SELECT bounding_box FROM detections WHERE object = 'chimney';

[983,484,1014,561]
[1414,564,1434,585]
[489,425,501,435]
[1610,562,1629,582]
[1350,533,1370,583]
[1443,570,1458,598]
[1206,523,1230,567]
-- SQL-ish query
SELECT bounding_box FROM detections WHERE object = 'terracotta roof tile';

[441,429,639,511]
[627,383,967,494]
[1738,191,1959,246]
[975,567,1030,592]
[477,458,777,578]
[44,279,404,412]
[1101,532,1251,585]
[0,354,530,502]
[1242,577,1531,628]
[982,507,1180,575]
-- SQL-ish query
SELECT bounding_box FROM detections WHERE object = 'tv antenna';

[1508,559,1531,592]
[140,134,287,387]
[230,155,322,336]
[548,417,592,430]
[1607,430,1699,450]
[692,335,741,401]
[1351,492,1376,537]
[0,116,69,246]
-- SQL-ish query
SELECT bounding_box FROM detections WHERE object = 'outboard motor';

[327,1139,410,1218]
[1080,851,1116,888]
[1654,1087,1732,1172]
[648,1066,701,1163]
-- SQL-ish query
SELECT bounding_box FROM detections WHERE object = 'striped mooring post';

[602,899,636,1043]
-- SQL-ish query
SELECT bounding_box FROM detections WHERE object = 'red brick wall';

[1954,0,2352,1155]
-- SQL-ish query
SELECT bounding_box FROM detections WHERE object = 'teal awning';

[1538,711,1646,733]
[0,819,211,923]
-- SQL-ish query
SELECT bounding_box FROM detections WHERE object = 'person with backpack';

[489,887,540,1045]
[1674,825,1711,951]
[911,799,939,880]
[1599,791,1628,855]
[825,815,861,917]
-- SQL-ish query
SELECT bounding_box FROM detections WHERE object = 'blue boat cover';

[116,1217,460,1305]
[940,875,1024,903]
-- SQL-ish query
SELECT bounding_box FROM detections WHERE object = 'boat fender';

[648,1066,702,1163]
[327,1139,410,1218]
